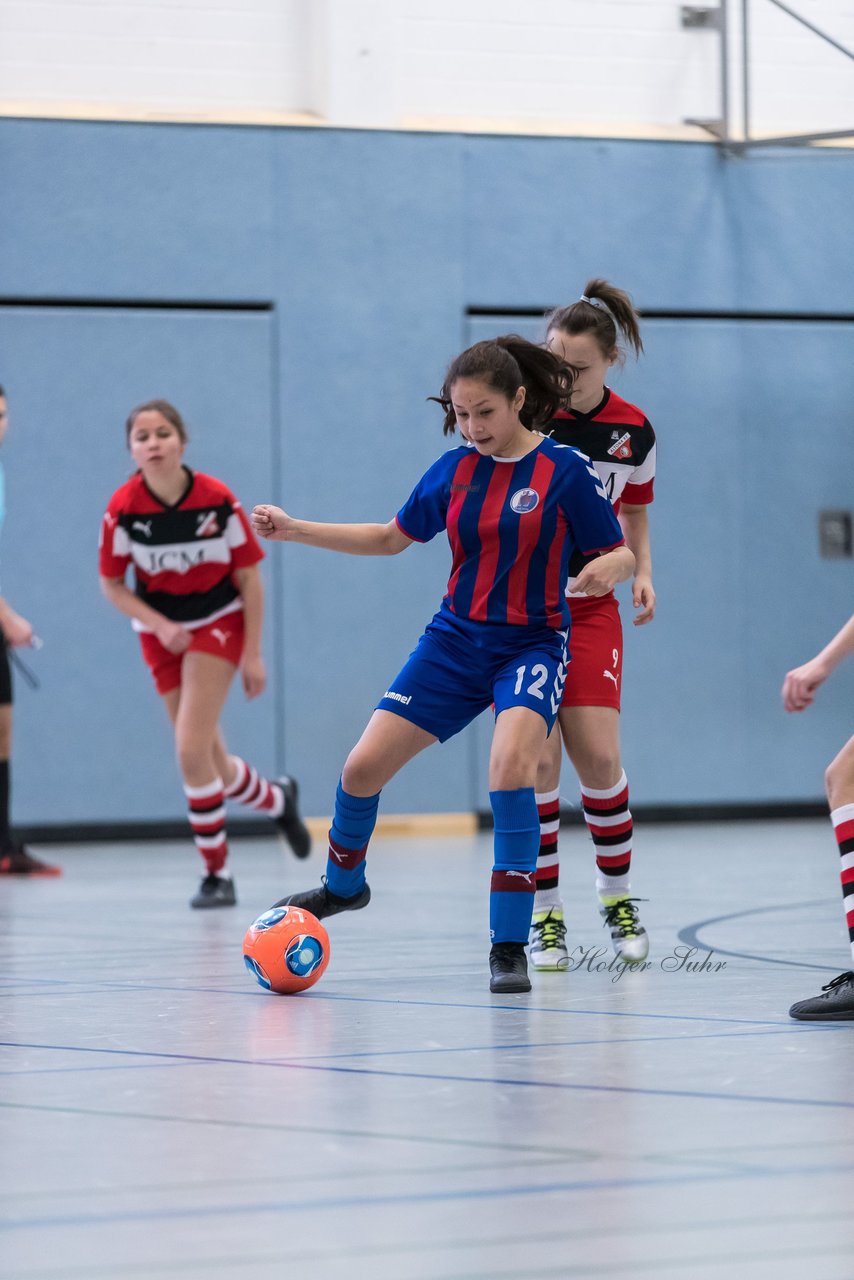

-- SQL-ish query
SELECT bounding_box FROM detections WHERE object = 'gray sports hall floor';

[2,819,854,1280]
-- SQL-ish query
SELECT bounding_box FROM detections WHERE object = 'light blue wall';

[1,119,852,822]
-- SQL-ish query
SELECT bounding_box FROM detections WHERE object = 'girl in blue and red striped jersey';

[99,400,310,909]
[528,280,657,972]
[252,337,634,993]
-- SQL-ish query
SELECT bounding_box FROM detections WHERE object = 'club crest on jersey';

[196,511,220,537]
[510,487,539,514]
[607,432,632,460]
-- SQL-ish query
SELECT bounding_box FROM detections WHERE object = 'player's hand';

[782,657,829,713]
[0,610,33,648]
[252,504,293,541]
[574,552,625,598]
[241,652,266,700]
[155,619,192,655]
[632,575,656,625]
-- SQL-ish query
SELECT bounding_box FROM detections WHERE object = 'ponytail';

[546,278,643,361]
[430,335,574,436]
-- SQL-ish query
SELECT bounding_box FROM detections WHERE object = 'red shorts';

[139,611,245,696]
[562,594,623,711]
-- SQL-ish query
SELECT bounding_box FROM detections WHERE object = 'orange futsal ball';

[243,905,331,995]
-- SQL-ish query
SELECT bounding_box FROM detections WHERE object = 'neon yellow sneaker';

[529,907,569,971]
[599,895,649,963]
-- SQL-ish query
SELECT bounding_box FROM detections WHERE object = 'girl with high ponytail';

[252,335,634,994]
[527,279,658,975]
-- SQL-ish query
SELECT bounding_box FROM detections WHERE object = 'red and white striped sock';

[533,786,562,911]
[184,777,228,876]
[581,770,633,898]
[832,803,854,961]
[223,755,284,818]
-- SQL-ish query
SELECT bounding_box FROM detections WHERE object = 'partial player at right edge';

[784,612,854,1020]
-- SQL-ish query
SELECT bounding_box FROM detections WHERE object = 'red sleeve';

[621,477,655,505]
[225,496,264,569]
[98,494,131,578]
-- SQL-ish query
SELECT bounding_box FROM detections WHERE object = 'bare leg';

[341,709,437,795]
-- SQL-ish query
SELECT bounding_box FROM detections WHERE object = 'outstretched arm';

[251,505,413,556]
[782,612,854,712]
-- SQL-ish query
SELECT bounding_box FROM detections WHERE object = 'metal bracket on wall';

[819,511,853,559]
[683,0,854,151]
[681,6,722,29]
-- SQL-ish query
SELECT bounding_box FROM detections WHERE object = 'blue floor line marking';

[296,990,820,1027]
[0,1024,829,1075]
[0,977,814,1026]
[677,900,843,973]
[260,1025,834,1063]
[3,1158,854,1232]
[1,1039,852,1110]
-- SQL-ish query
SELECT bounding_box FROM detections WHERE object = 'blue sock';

[325,780,380,899]
[489,788,539,944]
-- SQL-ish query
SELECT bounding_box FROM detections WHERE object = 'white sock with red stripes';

[223,756,285,818]
[533,786,562,911]
[580,770,634,899]
[831,803,854,961]
[184,777,228,876]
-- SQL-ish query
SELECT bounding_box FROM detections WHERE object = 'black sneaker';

[789,971,854,1021]
[190,873,237,909]
[489,942,531,993]
[272,877,370,920]
[0,839,62,877]
[274,776,312,860]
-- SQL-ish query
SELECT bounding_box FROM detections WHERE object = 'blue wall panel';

[0,119,852,821]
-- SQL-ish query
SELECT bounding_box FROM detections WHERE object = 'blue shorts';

[376,605,568,743]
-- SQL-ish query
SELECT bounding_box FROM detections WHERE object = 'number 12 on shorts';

[514,660,567,715]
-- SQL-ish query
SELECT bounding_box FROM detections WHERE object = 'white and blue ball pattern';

[286,935,325,977]
[244,954,272,989]
[248,906,289,931]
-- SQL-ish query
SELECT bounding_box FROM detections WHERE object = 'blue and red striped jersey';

[395,437,624,628]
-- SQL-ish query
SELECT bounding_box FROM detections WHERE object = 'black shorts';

[0,635,12,707]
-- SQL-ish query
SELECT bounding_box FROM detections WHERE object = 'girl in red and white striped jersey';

[99,400,310,908]
[529,280,657,970]
[784,613,854,1021]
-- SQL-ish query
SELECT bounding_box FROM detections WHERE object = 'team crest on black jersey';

[510,487,540,514]
[607,432,633,460]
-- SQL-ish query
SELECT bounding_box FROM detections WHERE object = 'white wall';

[0,0,851,139]
[0,0,310,118]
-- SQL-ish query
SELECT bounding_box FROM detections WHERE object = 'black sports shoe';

[489,942,531,993]
[190,873,237,909]
[789,971,854,1021]
[0,840,61,877]
[273,877,371,920]
[274,776,312,860]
